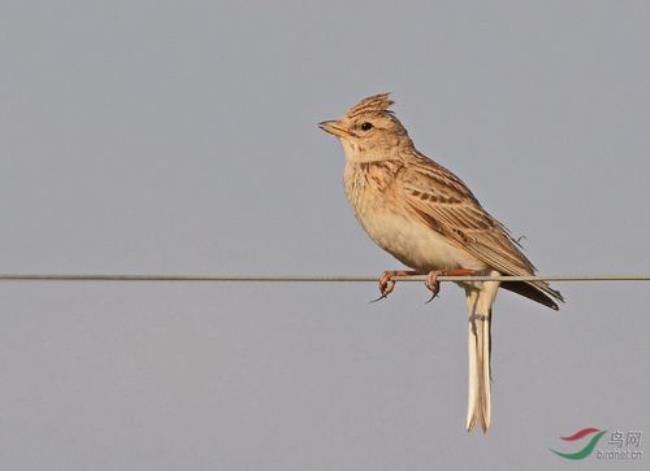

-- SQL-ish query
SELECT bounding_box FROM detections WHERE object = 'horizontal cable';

[0,273,647,283]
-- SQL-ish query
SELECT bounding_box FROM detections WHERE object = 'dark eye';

[360,122,373,131]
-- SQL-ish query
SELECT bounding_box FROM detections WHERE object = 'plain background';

[1,1,648,469]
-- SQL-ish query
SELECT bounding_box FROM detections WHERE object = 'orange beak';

[318,120,350,138]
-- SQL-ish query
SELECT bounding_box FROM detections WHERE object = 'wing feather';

[398,154,563,308]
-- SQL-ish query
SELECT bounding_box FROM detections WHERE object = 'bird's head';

[319,93,412,162]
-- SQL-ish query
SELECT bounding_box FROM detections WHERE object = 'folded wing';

[397,154,563,309]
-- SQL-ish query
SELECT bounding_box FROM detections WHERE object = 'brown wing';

[398,153,563,309]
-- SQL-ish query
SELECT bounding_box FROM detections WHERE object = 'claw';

[425,291,439,304]
[424,268,478,304]
[371,271,395,302]
[425,270,441,303]
[371,270,418,303]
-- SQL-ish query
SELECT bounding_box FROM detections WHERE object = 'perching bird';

[319,93,563,433]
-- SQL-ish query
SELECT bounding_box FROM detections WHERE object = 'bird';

[318,93,563,433]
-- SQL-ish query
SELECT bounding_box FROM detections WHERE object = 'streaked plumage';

[319,93,563,432]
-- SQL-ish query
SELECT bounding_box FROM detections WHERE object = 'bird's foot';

[371,270,419,303]
[424,268,479,303]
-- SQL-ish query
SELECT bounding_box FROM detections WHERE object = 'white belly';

[354,203,487,273]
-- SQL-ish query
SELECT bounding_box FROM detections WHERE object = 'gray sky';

[1,1,648,469]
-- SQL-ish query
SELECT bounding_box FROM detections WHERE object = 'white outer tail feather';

[465,270,500,433]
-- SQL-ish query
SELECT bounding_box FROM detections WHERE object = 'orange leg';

[371,270,420,302]
[425,268,479,303]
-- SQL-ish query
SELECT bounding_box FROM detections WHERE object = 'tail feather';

[501,280,563,310]
[465,272,500,433]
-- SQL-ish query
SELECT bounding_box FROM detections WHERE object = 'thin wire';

[0,273,647,282]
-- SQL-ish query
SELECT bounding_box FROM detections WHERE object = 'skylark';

[319,93,563,433]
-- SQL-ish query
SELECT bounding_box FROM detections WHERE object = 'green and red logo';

[550,427,607,460]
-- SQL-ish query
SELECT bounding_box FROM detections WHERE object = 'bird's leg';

[425,268,479,303]
[371,270,419,303]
